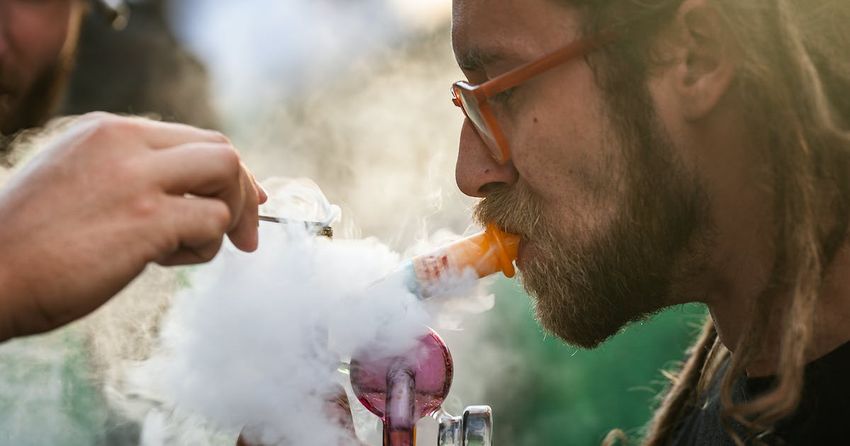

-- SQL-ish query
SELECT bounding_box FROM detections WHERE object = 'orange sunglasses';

[451,34,612,164]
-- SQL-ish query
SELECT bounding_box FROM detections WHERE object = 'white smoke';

[168,0,452,114]
[113,179,491,445]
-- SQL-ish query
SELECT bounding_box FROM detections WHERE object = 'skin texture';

[452,0,850,371]
[0,0,81,135]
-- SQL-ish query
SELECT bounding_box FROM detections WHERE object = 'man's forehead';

[452,0,581,69]
[452,0,526,47]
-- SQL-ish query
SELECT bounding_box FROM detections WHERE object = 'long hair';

[558,0,850,443]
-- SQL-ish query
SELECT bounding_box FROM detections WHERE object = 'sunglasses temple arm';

[480,37,606,98]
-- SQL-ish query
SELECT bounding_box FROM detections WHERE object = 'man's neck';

[679,105,850,376]
[707,240,850,377]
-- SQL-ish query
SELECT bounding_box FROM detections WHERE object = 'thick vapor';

[111,180,490,445]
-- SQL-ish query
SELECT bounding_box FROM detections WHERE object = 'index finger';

[100,114,229,149]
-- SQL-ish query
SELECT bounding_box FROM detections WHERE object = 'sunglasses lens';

[456,87,505,163]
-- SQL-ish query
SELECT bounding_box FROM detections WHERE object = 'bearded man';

[451,0,850,443]
[0,0,265,342]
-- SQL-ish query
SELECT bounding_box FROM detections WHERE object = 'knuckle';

[208,202,233,234]
[129,195,161,220]
[212,144,242,175]
[198,242,223,262]
[84,114,135,141]
[220,144,241,165]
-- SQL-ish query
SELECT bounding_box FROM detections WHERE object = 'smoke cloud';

[111,180,490,445]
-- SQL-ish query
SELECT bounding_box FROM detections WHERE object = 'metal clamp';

[438,406,492,446]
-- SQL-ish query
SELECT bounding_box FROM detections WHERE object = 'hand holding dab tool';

[392,224,520,299]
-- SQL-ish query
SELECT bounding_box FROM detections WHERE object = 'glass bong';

[238,221,518,446]
[348,225,518,446]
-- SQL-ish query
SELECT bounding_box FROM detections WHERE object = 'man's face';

[0,0,81,135]
[453,0,710,347]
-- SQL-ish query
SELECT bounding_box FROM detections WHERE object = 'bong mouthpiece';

[401,224,520,299]
[417,224,520,279]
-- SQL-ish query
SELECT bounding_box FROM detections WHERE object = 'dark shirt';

[671,341,850,445]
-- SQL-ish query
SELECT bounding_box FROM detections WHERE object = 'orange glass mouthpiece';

[404,225,519,299]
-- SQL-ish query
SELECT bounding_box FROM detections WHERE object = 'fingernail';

[257,184,269,203]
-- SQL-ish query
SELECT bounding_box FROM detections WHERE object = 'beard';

[475,94,711,349]
[0,47,77,141]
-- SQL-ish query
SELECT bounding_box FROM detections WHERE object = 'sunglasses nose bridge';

[451,83,511,164]
[469,121,510,165]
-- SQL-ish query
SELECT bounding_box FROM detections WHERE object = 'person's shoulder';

[774,340,850,444]
[671,343,850,445]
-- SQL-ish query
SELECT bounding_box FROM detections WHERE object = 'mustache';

[473,182,546,239]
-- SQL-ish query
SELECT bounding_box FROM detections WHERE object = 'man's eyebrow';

[456,48,511,71]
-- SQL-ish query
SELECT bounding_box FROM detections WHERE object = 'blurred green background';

[479,279,706,445]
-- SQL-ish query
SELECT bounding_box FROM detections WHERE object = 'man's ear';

[674,0,737,121]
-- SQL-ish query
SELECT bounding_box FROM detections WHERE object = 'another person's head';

[452,0,850,440]
[0,0,86,136]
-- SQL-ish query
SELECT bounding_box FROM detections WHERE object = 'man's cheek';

[14,12,71,78]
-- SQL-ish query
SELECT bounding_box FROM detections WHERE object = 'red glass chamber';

[350,329,453,446]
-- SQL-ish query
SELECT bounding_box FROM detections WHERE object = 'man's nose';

[455,119,518,198]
